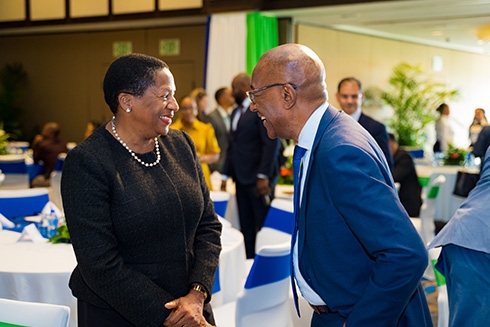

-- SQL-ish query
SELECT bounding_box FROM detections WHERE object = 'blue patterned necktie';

[292,146,307,212]
[291,145,307,316]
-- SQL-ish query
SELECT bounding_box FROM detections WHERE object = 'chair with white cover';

[410,174,446,245]
[0,298,70,327]
[209,191,231,218]
[429,247,449,327]
[243,198,294,274]
[0,154,29,189]
[0,187,49,218]
[256,198,294,251]
[210,265,224,308]
[213,242,292,327]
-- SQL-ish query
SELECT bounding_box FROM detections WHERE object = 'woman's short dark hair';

[103,53,168,114]
[436,103,448,114]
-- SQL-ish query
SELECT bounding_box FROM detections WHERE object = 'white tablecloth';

[0,230,77,327]
[219,225,247,304]
[416,165,467,222]
[0,224,246,325]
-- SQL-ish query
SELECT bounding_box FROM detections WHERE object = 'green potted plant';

[380,62,459,148]
[443,144,467,166]
[0,123,10,155]
[0,62,27,140]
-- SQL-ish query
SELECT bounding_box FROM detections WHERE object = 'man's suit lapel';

[231,105,249,136]
[298,105,341,257]
[210,110,227,133]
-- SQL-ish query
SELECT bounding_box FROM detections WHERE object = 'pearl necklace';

[111,116,161,167]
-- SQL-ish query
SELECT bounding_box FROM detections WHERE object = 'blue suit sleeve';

[323,144,427,325]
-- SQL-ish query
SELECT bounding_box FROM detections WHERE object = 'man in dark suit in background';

[250,43,432,327]
[389,133,422,217]
[336,77,394,170]
[221,73,281,259]
[205,87,236,174]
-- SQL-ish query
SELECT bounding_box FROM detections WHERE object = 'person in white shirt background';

[434,103,454,153]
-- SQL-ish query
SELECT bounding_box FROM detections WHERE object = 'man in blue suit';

[335,77,394,171]
[250,44,432,326]
[429,145,490,327]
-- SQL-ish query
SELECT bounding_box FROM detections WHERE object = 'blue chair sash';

[262,206,294,235]
[0,160,27,174]
[0,193,49,218]
[212,266,221,293]
[245,253,291,289]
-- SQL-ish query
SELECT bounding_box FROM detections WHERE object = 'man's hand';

[163,291,214,327]
[220,180,227,192]
[256,177,271,197]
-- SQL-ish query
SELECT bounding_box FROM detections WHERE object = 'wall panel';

[159,0,203,11]
[0,0,25,22]
[113,0,155,14]
[70,0,109,18]
[30,0,65,21]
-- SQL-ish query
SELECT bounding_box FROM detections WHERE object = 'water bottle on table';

[39,209,58,238]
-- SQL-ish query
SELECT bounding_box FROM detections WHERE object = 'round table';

[218,224,247,305]
[0,224,246,323]
[0,230,77,327]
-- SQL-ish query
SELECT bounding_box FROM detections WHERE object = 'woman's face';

[443,105,450,116]
[197,95,208,113]
[129,68,178,137]
[475,109,485,121]
[180,97,198,125]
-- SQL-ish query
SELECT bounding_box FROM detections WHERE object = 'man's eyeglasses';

[246,83,296,103]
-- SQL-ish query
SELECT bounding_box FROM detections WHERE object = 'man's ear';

[283,84,297,110]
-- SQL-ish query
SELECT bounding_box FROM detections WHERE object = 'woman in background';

[31,122,68,187]
[190,87,209,121]
[83,120,101,139]
[469,108,488,148]
[62,53,221,327]
[171,96,220,189]
[434,103,454,153]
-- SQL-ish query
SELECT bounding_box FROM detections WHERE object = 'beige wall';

[296,24,490,150]
[0,24,206,143]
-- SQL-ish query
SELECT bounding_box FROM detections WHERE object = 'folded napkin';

[17,223,46,243]
[0,213,15,230]
[41,201,63,219]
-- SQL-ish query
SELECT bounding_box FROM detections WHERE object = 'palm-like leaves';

[0,63,27,139]
[381,63,458,146]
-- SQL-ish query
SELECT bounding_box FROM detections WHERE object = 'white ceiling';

[268,0,490,55]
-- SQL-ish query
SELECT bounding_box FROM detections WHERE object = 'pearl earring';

[125,108,131,113]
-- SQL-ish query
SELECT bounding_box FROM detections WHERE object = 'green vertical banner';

[246,12,279,75]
